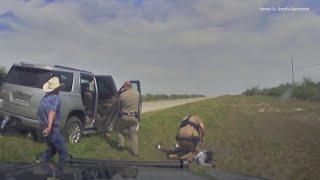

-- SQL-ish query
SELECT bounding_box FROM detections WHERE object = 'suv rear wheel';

[63,117,83,143]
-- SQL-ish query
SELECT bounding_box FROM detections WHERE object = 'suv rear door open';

[93,75,119,131]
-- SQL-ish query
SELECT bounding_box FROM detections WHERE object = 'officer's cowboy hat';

[42,77,64,92]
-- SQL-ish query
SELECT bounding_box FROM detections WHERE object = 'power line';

[296,63,320,70]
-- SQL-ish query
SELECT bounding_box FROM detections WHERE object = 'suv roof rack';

[54,65,92,74]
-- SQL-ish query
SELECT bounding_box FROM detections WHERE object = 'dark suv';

[0,62,141,143]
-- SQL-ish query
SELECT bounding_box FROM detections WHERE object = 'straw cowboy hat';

[43,77,64,92]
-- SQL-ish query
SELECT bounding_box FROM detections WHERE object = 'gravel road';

[141,97,214,113]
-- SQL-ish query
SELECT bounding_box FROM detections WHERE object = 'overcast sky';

[0,0,320,96]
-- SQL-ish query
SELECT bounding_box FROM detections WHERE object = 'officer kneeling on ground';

[156,115,214,165]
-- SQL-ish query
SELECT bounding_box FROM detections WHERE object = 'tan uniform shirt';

[120,88,139,113]
[177,116,202,138]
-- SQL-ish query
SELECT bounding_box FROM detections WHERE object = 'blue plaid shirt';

[37,93,61,128]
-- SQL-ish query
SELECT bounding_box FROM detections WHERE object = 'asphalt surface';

[141,97,214,113]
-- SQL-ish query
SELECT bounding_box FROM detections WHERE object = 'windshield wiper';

[68,155,189,169]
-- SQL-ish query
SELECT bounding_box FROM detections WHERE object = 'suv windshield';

[5,66,73,92]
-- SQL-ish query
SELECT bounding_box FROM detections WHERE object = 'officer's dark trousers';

[39,128,68,164]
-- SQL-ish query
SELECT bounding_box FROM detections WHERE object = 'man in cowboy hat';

[36,77,68,166]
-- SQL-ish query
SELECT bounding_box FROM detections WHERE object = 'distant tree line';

[242,76,320,101]
[142,93,205,101]
[0,66,7,86]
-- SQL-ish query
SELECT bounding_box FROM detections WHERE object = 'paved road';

[141,97,214,113]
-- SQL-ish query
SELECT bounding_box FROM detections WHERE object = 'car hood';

[0,161,269,180]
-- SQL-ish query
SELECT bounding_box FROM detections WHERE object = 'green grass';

[1,95,320,179]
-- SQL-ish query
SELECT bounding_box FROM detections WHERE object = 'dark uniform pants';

[116,115,139,156]
[176,136,200,161]
[38,128,68,164]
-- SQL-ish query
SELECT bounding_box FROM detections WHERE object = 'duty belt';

[175,135,200,145]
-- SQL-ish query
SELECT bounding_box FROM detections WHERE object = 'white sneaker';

[157,144,161,149]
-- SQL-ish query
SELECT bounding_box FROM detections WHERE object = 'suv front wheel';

[63,117,83,143]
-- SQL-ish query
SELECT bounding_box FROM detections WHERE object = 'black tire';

[29,130,46,142]
[24,130,37,141]
[63,117,83,143]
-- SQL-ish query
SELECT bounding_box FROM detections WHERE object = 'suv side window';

[80,74,96,118]
[80,77,95,92]
[52,71,73,92]
[96,76,116,98]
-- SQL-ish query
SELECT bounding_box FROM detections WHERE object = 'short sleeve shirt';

[37,93,61,128]
[177,116,202,138]
[119,89,139,113]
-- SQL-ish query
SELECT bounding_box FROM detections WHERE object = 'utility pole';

[246,75,248,90]
[259,76,261,90]
[291,56,295,84]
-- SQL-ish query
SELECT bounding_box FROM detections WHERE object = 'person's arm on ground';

[201,163,213,167]
[157,144,181,154]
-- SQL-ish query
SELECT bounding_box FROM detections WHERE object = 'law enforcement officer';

[115,81,140,157]
[36,77,68,166]
[157,115,205,161]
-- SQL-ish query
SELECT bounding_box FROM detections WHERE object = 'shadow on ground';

[106,139,119,149]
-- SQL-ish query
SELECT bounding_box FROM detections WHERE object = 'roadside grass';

[1,95,320,179]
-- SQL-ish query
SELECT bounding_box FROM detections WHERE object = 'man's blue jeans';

[38,128,68,164]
